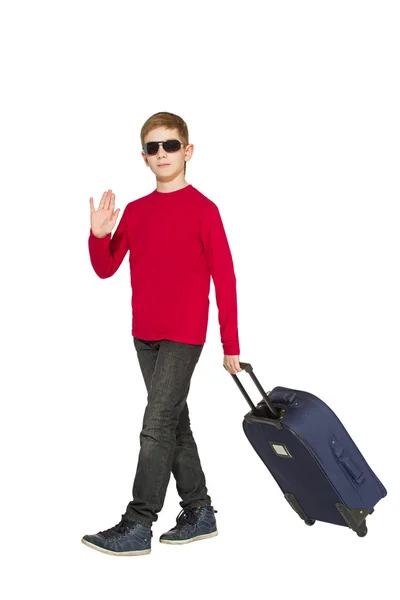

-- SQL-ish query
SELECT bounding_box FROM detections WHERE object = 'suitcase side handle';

[224,361,279,418]
[330,437,365,484]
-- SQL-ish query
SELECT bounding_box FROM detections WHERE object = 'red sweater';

[88,184,240,355]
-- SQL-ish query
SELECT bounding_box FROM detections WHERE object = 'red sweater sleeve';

[88,205,129,278]
[201,204,240,356]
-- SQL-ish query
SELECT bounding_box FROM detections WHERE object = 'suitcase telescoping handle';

[223,362,278,418]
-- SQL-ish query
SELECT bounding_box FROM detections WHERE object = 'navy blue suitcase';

[227,362,387,537]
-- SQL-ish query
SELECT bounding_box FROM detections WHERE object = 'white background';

[1,1,399,598]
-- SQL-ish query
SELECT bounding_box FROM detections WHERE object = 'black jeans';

[123,337,212,527]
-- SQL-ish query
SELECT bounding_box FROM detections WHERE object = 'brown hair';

[140,111,189,175]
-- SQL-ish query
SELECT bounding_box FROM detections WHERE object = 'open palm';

[90,189,120,238]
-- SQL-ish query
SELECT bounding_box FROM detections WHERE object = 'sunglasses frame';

[142,139,185,156]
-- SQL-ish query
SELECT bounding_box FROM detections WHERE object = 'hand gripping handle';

[224,362,278,418]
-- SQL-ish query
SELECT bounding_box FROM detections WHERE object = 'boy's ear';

[185,143,194,160]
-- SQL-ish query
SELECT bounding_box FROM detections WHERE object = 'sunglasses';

[142,139,184,156]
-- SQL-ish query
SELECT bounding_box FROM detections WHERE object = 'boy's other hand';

[223,355,242,375]
[90,189,120,238]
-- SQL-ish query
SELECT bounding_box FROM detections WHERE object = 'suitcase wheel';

[356,522,368,537]
[304,519,315,526]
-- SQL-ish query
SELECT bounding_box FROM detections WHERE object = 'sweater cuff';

[89,229,111,241]
[223,342,240,356]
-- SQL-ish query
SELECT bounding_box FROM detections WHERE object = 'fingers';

[98,190,108,211]
[223,364,242,375]
[224,363,243,374]
[111,208,120,224]
[98,189,114,211]
[105,190,113,211]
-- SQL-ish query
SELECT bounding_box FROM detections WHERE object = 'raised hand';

[89,189,120,238]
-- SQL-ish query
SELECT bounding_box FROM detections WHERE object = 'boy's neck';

[155,174,189,194]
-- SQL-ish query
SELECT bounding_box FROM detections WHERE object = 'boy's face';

[141,126,193,180]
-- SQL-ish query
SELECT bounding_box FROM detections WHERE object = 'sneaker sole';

[81,538,151,556]
[159,530,218,545]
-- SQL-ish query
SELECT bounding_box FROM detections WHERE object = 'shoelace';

[175,506,218,528]
[176,507,198,527]
[99,516,136,539]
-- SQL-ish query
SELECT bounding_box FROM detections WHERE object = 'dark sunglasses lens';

[164,140,181,152]
[145,142,159,155]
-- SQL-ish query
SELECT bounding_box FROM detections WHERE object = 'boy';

[82,111,242,556]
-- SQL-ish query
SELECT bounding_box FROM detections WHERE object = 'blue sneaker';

[81,516,152,556]
[159,505,218,545]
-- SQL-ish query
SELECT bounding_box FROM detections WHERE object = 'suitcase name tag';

[269,442,293,458]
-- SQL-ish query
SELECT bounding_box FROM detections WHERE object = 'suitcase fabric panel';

[242,419,346,526]
[268,387,387,510]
